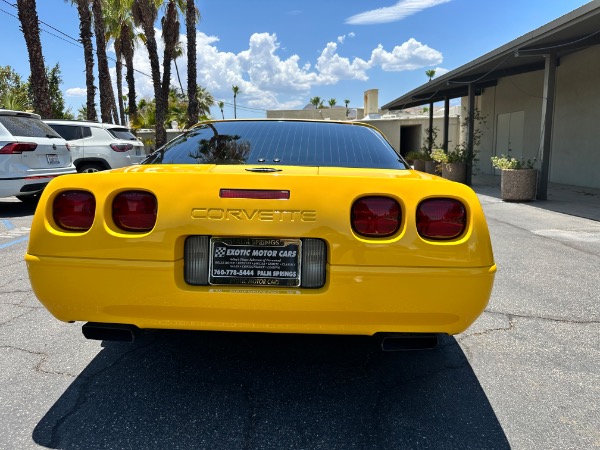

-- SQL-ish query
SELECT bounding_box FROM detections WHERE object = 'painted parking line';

[1,219,15,230]
[0,236,28,250]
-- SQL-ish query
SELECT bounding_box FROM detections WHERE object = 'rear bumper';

[25,254,496,336]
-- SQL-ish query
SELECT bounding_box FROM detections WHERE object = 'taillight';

[112,191,157,232]
[416,198,467,240]
[110,143,134,152]
[0,142,38,154]
[53,191,96,231]
[351,196,401,237]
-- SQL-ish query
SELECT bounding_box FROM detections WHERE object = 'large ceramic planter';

[442,162,467,183]
[413,159,426,171]
[500,169,538,201]
[425,160,437,174]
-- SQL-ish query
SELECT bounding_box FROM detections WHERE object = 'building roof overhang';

[382,1,600,110]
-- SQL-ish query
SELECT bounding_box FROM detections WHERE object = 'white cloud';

[346,0,451,25]
[337,32,356,44]
[430,67,449,78]
[102,29,443,114]
[369,39,442,71]
[65,87,86,97]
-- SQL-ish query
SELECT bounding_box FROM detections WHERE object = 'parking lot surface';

[1,186,599,449]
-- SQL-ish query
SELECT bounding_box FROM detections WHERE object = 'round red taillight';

[53,191,96,231]
[416,198,467,240]
[351,196,401,237]
[112,191,157,232]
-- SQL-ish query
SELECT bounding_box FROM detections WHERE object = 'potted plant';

[491,154,537,201]
[405,150,426,171]
[431,148,468,183]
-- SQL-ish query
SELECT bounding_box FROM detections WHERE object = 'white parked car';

[0,110,76,203]
[44,120,146,173]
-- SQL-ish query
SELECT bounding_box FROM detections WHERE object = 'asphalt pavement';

[0,179,599,449]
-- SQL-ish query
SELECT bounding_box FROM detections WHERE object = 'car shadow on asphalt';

[0,200,37,218]
[32,331,510,449]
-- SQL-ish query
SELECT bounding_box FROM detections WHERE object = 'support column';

[443,97,450,152]
[537,52,557,200]
[428,101,434,152]
[465,84,476,186]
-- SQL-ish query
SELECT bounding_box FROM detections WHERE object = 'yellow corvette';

[26,119,496,349]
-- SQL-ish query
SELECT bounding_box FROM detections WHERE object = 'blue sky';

[0,0,592,119]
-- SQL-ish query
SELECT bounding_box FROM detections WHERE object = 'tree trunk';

[16,0,52,118]
[159,0,179,143]
[114,40,126,126]
[134,0,165,146]
[186,0,199,127]
[74,0,97,121]
[121,24,137,121]
[92,0,117,124]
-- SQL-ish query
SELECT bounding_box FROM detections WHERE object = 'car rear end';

[0,110,75,199]
[104,125,146,166]
[25,120,496,340]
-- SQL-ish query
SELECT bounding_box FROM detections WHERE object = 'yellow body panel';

[26,164,496,336]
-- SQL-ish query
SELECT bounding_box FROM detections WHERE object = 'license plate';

[209,237,301,286]
[46,154,60,165]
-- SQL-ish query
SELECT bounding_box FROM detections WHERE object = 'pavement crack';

[486,309,600,325]
[46,338,159,447]
[0,345,77,378]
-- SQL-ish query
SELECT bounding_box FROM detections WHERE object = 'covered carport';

[382,1,600,199]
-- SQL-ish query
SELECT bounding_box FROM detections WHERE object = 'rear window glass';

[47,124,82,141]
[0,115,61,138]
[107,128,137,140]
[142,121,406,169]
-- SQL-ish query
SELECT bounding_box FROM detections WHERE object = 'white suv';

[44,120,145,173]
[0,110,76,202]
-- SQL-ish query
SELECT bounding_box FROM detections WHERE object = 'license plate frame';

[46,154,60,165]
[209,237,301,287]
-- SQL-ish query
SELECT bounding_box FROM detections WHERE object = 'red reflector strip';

[220,189,290,199]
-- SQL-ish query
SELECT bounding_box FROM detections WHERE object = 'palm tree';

[172,42,185,98]
[344,99,350,117]
[197,86,214,117]
[103,0,140,125]
[16,0,52,117]
[91,0,118,123]
[328,98,336,109]
[133,0,178,147]
[70,0,97,121]
[232,85,240,119]
[426,69,436,81]
[310,96,321,109]
[186,0,200,127]
[218,101,224,119]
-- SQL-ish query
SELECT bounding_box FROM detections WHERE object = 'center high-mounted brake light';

[0,142,38,154]
[112,191,157,232]
[220,189,290,199]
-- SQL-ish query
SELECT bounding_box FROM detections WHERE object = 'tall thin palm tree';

[104,0,136,125]
[133,0,185,145]
[92,0,118,123]
[70,0,97,121]
[16,0,52,118]
[218,101,224,119]
[231,85,240,119]
[186,0,200,127]
[344,99,350,118]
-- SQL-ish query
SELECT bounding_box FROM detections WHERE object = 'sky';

[0,0,593,120]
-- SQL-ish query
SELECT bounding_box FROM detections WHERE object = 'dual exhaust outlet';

[82,322,438,351]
